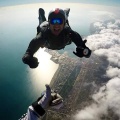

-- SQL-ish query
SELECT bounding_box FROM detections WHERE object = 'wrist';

[32,101,45,116]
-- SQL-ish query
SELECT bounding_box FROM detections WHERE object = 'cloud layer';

[73,18,120,120]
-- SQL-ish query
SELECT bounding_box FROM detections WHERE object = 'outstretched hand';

[22,54,39,68]
[38,85,63,109]
[73,40,91,58]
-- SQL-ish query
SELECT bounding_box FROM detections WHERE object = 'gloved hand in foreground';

[22,53,39,68]
[73,40,92,58]
[31,84,63,117]
[38,84,63,110]
[19,85,63,120]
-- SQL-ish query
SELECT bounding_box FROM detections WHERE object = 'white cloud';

[106,66,120,78]
[90,11,115,22]
[73,18,120,120]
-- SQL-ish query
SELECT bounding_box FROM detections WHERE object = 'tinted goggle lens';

[50,18,63,25]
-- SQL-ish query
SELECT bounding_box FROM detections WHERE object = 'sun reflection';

[28,48,59,92]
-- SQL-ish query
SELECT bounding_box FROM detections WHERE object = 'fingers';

[73,51,79,57]
[51,95,63,109]
[51,93,63,106]
[23,56,39,68]
[83,39,87,43]
[51,98,63,106]
[73,51,77,55]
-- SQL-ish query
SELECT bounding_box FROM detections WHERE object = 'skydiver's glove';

[32,85,63,116]
[38,85,63,109]
[22,53,39,68]
[73,40,91,58]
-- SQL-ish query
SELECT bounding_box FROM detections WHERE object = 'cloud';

[106,66,120,78]
[90,11,115,22]
[73,18,120,120]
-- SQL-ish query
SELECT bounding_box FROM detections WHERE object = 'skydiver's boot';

[64,8,70,18]
[38,8,46,25]
[64,8,70,27]
[37,8,46,34]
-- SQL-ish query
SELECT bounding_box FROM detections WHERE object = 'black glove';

[73,40,91,58]
[22,53,39,68]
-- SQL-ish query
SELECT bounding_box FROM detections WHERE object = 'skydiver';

[19,84,63,120]
[22,8,92,68]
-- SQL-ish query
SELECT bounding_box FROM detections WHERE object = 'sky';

[0,0,120,7]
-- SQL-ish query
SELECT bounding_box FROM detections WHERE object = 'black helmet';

[48,8,66,21]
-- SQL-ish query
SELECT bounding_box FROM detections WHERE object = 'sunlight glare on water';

[28,48,59,90]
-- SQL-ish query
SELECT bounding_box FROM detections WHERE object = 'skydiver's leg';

[64,8,70,27]
[64,8,70,19]
[38,8,46,25]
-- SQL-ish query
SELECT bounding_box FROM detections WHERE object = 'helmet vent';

[54,8,59,14]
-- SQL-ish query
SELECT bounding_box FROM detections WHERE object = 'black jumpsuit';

[26,23,84,56]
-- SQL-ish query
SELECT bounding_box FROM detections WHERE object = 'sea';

[0,16,90,120]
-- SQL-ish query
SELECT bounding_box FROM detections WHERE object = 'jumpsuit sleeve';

[26,32,45,56]
[19,105,45,120]
[27,106,40,120]
[70,30,84,47]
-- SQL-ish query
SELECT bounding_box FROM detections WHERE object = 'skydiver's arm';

[19,85,63,120]
[27,106,40,120]
[26,33,45,56]
[27,105,45,120]
[19,105,45,120]
[22,33,45,68]
[70,31,83,47]
[70,30,91,58]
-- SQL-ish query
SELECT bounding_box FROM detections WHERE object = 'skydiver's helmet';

[48,8,66,25]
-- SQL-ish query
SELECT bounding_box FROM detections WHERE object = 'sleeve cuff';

[32,101,45,116]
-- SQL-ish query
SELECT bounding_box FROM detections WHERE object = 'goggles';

[50,18,63,25]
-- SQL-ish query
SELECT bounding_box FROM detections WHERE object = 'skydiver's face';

[49,18,64,36]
